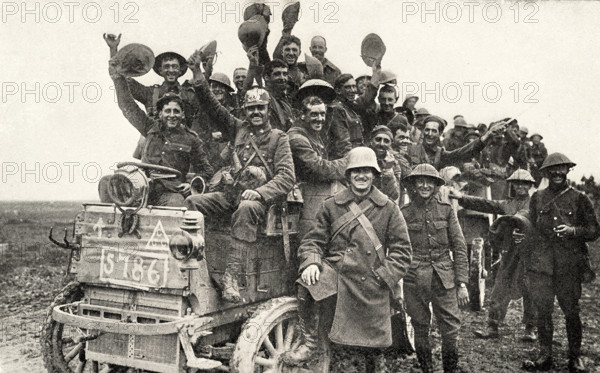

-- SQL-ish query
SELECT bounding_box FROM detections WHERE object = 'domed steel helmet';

[506,169,535,183]
[344,147,381,175]
[539,152,576,171]
[209,72,235,92]
[403,163,445,185]
[379,70,397,85]
[439,166,461,184]
[297,79,336,104]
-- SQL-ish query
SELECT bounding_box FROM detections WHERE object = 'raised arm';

[439,121,506,168]
[189,52,242,140]
[457,194,507,215]
[103,33,120,58]
[109,59,153,136]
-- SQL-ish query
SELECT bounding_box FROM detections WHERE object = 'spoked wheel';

[41,281,100,373]
[230,297,330,373]
[469,238,486,311]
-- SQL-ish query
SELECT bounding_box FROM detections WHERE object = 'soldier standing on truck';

[184,52,295,304]
[103,33,204,159]
[102,58,213,206]
[287,92,347,238]
[449,169,538,342]
[522,153,600,373]
[401,163,470,373]
[281,147,412,371]
[368,125,409,203]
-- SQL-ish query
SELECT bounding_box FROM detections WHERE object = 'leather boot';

[221,263,242,303]
[414,326,434,373]
[522,344,552,371]
[473,323,499,339]
[568,357,587,373]
[442,340,459,373]
[281,295,320,366]
[566,313,583,368]
[522,325,538,342]
[221,239,245,304]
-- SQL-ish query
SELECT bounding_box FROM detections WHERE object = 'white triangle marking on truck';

[146,220,170,252]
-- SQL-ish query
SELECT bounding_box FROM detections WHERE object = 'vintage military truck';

[41,162,415,372]
[40,162,335,372]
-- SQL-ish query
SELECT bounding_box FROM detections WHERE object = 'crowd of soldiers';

[99,4,599,372]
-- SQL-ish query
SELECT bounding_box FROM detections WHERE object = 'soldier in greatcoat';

[281,147,412,368]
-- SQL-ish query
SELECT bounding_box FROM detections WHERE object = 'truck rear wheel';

[230,296,330,373]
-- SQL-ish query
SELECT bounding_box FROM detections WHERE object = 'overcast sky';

[1,0,599,200]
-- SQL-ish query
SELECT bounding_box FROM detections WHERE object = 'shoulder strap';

[330,198,374,240]
[539,186,571,212]
[348,201,386,264]
[249,135,274,179]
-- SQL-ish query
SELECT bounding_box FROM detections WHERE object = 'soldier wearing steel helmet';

[528,133,548,186]
[395,94,419,125]
[522,153,599,373]
[450,169,538,341]
[282,147,412,369]
[103,34,202,159]
[189,72,238,170]
[442,116,469,151]
[401,163,469,373]
[184,52,295,304]
[103,59,213,206]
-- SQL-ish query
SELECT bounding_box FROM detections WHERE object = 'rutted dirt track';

[1,201,599,372]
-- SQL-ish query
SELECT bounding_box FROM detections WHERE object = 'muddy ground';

[1,201,599,372]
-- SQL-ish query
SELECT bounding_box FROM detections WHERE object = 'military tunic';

[127,79,200,159]
[325,83,378,160]
[110,75,213,206]
[287,125,346,238]
[185,79,295,242]
[527,185,600,360]
[401,194,468,346]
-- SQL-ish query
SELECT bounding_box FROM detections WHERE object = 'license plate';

[99,248,169,289]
